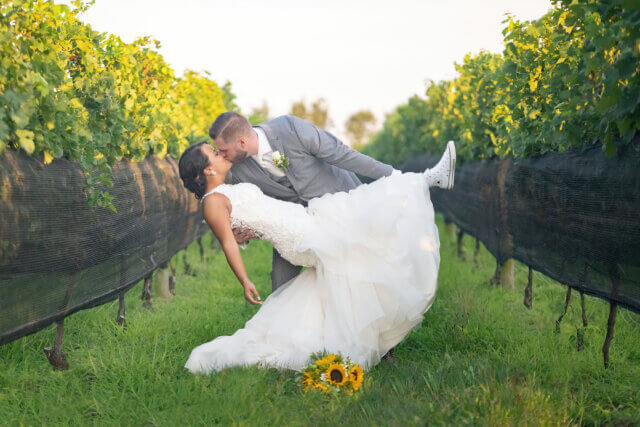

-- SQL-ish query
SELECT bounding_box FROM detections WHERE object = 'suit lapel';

[255,124,283,154]
[253,124,299,192]
[231,157,295,196]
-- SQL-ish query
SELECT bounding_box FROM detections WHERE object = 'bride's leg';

[423,140,456,189]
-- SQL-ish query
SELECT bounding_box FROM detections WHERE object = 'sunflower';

[313,382,328,393]
[302,373,314,391]
[315,354,336,367]
[349,365,364,390]
[326,363,348,386]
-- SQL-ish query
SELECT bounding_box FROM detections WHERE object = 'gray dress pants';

[270,248,303,291]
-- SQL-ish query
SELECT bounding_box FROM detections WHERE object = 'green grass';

[1,215,639,425]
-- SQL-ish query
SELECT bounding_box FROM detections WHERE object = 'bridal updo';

[179,141,210,200]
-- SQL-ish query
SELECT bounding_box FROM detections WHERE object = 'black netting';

[401,144,640,313]
[0,150,208,345]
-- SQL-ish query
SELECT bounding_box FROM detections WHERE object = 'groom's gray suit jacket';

[230,114,393,290]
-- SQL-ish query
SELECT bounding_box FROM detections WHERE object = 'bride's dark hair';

[179,141,210,200]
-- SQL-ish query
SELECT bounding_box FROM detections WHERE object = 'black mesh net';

[402,144,640,314]
[3,142,638,346]
[0,150,208,345]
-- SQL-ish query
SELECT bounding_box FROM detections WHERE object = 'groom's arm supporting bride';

[230,115,400,247]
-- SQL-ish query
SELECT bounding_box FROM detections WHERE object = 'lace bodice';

[202,183,317,267]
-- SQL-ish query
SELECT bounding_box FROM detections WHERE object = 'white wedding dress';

[184,172,440,374]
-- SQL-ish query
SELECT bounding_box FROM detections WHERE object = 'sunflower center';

[330,370,343,383]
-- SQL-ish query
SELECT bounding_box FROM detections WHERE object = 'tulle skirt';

[184,172,440,373]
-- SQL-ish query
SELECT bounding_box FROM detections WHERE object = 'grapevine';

[0,0,228,211]
[364,0,640,165]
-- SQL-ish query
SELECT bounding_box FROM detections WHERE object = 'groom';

[209,112,402,292]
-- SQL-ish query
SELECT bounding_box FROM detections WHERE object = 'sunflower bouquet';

[300,352,364,395]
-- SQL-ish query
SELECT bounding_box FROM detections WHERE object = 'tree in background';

[221,81,240,113]
[345,110,377,150]
[289,98,332,129]
[290,100,307,121]
[248,100,270,125]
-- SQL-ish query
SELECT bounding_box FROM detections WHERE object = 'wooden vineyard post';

[168,259,177,296]
[156,263,173,299]
[141,273,153,310]
[210,234,220,250]
[555,286,572,333]
[457,229,466,261]
[444,219,456,240]
[580,292,588,327]
[499,258,515,289]
[575,291,588,351]
[523,266,533,309]
[602,301,618,369]
[489,258,515,289]
[117,256,127,328]
[197,236,205,262]
[183,251,194,276]
[602,265,621,368]
[116,292,126,328]
[44,319,69,371]
[575,266,590,350]
[495,159,514,290]
[44,274,74,370]
[576,264,590,329]
[490,258,501,286]
[473,238,480,266]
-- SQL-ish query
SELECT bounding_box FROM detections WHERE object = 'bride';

[178,140,455,374]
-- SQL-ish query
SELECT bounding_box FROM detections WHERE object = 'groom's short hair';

[209,112,251,143]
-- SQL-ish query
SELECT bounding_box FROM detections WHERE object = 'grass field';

[1,215,639,425]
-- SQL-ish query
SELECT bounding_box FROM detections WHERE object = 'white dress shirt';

[252,127,286,178]
[234,128,286,250]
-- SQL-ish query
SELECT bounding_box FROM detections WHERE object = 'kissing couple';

[178,112,455,373]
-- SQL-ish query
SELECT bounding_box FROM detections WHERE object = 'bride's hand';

[242,280,263,305]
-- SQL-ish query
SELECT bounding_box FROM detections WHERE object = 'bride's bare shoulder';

[202,192,232,221]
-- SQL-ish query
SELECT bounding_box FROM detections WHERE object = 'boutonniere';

[271,151,290,172]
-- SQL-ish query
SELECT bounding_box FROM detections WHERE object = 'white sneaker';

[423,140,456,189]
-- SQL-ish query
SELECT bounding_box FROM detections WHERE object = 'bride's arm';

[202,194,262,305]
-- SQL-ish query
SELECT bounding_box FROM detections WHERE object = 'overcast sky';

[57,0,552,143]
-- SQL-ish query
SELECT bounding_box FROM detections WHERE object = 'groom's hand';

[242,280,263,305]
[233,227,256,244]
